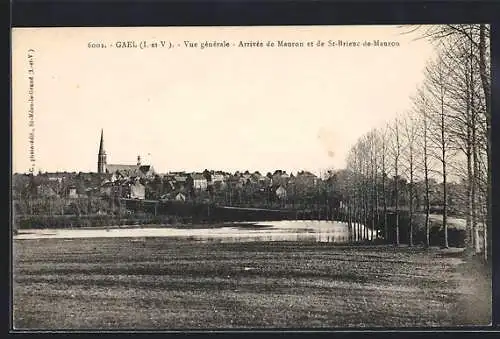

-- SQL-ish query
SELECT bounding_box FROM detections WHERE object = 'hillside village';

[12,129,335,212]
[13,167,324,204]
[12,129,470,218]
[13,166,468,216]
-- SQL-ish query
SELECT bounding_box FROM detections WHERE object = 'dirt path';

[450,254,492,326]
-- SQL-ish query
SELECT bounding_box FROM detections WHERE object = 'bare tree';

[346,140,371,242]
[368,130,380,241]
[389,118,403,246]
[378,125,390,242]
[424,54,455,248]
[438,31,482,254]
[360,136,370,241]
[413,88,433,247]
[402,112,418,246]
[346,147,359,241]
[402,23,491,259]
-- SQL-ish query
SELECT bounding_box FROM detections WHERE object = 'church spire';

[99,129,105,155]
[97,129,107,174]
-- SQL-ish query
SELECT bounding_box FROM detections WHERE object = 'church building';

[97,129,155,178]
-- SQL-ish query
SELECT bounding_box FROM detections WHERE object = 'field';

[13,237,491,329]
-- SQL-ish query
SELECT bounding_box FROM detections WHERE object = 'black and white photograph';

[11,24,492,329]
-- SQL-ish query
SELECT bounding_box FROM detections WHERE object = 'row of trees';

[338,25,490,261]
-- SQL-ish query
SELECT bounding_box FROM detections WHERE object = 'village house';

[99,177,146,200]
[191,173,208,191]
[99,181,114,197]
[45,173,67,184]
[75,172,108,197]
[227,174,244,189]
[276,185,287,200]
[250,171,266,185]
[239,175,250,186]
[295,171,319,188]
[36,184,58,198]
[68,186,78,199]
[271,170,290,187]
[162,175,177,192]
[130,179,146,200]
[105,162,156,179]
[212,180,226,191]
[175,192,186,202]
[242,171,252,181]
[211,171,226,183]
[173,174,188,186]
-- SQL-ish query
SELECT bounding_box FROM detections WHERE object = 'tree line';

[335,25,490,261]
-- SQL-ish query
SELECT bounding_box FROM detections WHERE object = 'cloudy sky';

[12,25,436,175]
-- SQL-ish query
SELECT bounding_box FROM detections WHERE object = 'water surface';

[14,220,376,243]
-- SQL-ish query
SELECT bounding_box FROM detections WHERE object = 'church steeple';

[99,129,105,154]
[97,129,107,174]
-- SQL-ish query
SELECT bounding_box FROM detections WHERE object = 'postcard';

[11,25,492,329]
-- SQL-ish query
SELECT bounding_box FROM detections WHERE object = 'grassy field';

[13,237,491,329]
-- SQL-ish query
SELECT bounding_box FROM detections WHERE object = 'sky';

[12,25,436,175]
